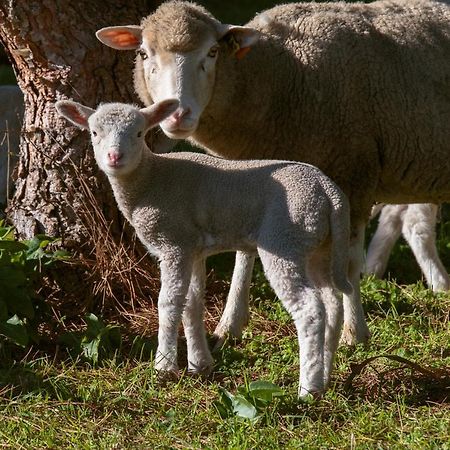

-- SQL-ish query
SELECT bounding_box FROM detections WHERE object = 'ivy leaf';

[0,314,29,347]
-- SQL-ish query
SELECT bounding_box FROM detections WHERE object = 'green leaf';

[0,314,29,347]
[0,240,28,253]
[231,394,259,420]
[248,380,285,402]
[81,336,100,365]
[85,313,105,337]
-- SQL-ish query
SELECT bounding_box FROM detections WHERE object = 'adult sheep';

[97,0,450,345]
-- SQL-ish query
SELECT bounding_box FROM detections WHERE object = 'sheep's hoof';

[340,324,371,346]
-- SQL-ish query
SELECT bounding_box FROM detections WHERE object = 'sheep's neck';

[193,40,294,160]
[107,149,155,223]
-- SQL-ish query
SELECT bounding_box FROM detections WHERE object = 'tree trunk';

[0,0,160,247]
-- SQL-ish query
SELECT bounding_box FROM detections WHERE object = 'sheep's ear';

[96,26,142,50]
[219,25,260,60]
[140,99,179,129]
[55,100,94,130]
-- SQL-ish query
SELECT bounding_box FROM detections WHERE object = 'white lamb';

[366,203,450,291]
[56,99,353,398]
[96,0,450,346]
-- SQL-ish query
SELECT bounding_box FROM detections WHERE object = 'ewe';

[56,99,352,398]
[97,0,450,345]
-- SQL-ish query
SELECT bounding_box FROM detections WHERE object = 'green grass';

[0,274,448,449]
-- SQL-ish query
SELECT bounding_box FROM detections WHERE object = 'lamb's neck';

[107,150,155,223]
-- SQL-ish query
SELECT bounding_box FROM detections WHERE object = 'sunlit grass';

[0,273,448,449]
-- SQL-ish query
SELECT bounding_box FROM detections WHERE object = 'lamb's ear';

[96,25,142,50]
[55,100,95,130]
[141,99,179,129]
[219,25,260,60]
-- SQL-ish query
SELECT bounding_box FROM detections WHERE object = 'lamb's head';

[55,99,178,177]
[96,0,260,139]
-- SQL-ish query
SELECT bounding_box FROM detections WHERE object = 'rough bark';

[0,0,160,247]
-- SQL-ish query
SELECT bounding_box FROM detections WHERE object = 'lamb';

[366,203,450,291]
[0,85,23,205]
[96,0,450,345]
[56,99,353,398]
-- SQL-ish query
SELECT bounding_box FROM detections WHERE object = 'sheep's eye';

[138,49,148,60]
[92,130,97,137]
[151,66,157,74]
[137,131,142,138]
[207,46,218,58]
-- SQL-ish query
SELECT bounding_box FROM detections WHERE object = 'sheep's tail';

[328,190,354,296]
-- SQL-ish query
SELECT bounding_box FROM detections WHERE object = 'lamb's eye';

[137,131,142,138]
[138,49,148,60]
[151,66,157,74]
[207,46,218,58]
[92,130,97,137]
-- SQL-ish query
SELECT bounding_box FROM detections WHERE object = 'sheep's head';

[55,100,178,177]
[96,1,260,139]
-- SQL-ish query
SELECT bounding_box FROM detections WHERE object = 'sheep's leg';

[402,204,450,292]
[365,205,405,277]
[259,249,325,398]
[155,258,192,375]
[182,257,214,374]
[341,222,370,345]
[212,251,255,349]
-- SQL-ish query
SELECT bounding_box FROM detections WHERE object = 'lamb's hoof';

[212,323,245,352]
[298,389,323,403]
[211,331,242,352]
[187,362,214,378]
[156,368,179,383]
[340,324,371,346]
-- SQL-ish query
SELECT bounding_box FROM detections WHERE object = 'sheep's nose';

[108,151,122,164]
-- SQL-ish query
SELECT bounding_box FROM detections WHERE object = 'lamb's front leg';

[155,257,192,375]
[182,258,214,375]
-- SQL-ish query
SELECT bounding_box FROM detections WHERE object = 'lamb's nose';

[171,107,191,125]
[108,151,122,164]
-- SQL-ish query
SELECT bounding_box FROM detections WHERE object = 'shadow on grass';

[342,354,450,405]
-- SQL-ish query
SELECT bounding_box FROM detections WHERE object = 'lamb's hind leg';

[259,249,326,398]
[182,257,214,375]
[213,251,255,349]
[307,251,343,390]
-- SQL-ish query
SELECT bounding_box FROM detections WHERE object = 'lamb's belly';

[201,233,257,257]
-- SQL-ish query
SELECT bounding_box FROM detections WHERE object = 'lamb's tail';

[328,190,353,296]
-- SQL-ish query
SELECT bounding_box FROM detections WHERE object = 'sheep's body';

[97,0,450,345]
[56,100,352,397]
[0,85,23,204]
[366,203,450,291]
